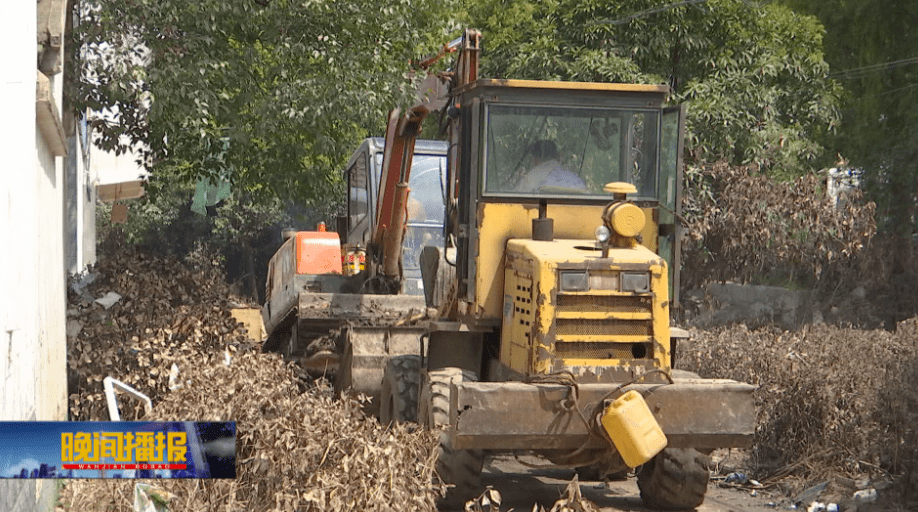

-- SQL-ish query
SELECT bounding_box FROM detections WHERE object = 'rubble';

[853,488,878,504]
[94,291,123,309]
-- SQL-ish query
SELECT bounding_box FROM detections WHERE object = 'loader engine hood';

[500,238,671,383]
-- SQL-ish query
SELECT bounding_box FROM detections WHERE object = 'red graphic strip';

[62,464,187,470]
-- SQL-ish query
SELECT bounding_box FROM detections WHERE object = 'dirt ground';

[468,454,782,512]
[457,451,907,512]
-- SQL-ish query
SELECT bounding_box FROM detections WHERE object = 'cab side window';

[347,153,370,244]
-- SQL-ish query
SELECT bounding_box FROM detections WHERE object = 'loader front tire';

[637,448,710,510]
[380,355,421,424]
[419,368,483,508]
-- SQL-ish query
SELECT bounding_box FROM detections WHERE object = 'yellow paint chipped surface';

[475,203,658,320]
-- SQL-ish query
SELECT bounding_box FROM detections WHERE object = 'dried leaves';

[681,162,877,291]
[463,478,600,512]
[142,352,443,512]
[66,248,259,422]
[680,161,918,326]
[678,318,918,487]
[63,247,444,511]
[62,351,444,512]
[539,476,601,512]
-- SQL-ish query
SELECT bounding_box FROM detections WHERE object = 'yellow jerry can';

[600,390,668,467]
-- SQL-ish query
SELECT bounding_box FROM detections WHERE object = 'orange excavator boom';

[371,29,481,284]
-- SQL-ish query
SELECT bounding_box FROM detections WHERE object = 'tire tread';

[637,448,710,510]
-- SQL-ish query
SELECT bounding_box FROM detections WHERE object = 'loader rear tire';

[380,355,421,424]
[637,448,710,510]
[420,368,483,508]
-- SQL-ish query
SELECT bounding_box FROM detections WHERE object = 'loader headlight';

[620,272,650,293]
[559,271,589,292]
[595,225,611,243]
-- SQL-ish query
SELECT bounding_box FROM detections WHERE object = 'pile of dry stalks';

[681,162,918,328]
[678,319,918,497]
[61,351,444,512]
[62,247,445,511]
[681,162,877,291]
[66,247,259,421]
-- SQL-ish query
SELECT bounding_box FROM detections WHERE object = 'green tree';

[73,0,455,202]
[782,0,918,237]
[462,0,841,176]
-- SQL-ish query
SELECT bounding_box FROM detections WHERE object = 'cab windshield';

[483,104,659,199]
[373,152,446,274]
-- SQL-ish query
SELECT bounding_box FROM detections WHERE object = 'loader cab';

[344,137,448,295]
[446,80,686,323]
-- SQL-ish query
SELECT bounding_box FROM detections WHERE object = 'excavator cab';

[342,137,448,295]
[434,80,687,331]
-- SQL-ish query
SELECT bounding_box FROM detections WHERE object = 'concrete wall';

[0,0,69,509]
[91,144,148,185]
[685,283,814,331]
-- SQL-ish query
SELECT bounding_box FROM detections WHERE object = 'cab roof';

[454,79,670,96]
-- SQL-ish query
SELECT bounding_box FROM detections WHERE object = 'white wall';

[91,143,149,185]
[0,0,68,426]
[0,0,69,509]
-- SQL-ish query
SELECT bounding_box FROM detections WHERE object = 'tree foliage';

[782,0,918,236]
[73,0,455,201]
[461,0,841,176]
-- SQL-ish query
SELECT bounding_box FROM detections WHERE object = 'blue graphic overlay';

[0,421,235,479]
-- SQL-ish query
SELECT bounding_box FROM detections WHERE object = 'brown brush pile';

[62,351,443,512]
[678,319,918,498]
[681,162,877,292]
[62,246,443,511]
[66,247,260,421]
[678,162,918,329]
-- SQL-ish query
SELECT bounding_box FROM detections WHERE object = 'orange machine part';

[295,232,343,275]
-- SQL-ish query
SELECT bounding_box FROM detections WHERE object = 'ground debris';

[61,246,444,511]
[465,487,502,512]
[680,320,918,502]
[463,477,600,512]
[66,247,260,422]
[541,476,601,512]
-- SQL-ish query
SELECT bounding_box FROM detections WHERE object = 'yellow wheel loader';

[395,30,754,509]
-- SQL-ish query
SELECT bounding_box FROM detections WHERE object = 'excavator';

[261,49,452,404]
[263,29,755,510]
[261,137,446,393]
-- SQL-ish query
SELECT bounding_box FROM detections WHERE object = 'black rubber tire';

[637,448,710,510]
[419,368,484,508]
[379,355,421,424]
